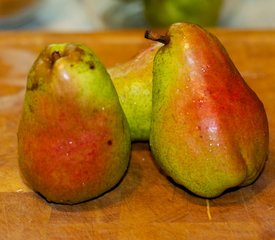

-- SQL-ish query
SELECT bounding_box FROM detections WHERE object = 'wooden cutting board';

[0,29,274,240]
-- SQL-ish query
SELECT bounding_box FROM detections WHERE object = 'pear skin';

[108,42,162,141]
[18,43,131,204]
[147,23,269,198]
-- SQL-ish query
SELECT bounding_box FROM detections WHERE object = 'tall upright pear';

[18,43,131,204]
[146,23,269,198]
[108,42,162,141]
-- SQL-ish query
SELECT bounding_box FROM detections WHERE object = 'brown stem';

[51,51,62,64]
[144,30,170,45]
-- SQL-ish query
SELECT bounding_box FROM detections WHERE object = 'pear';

[108,42,162,141]
[146,23,269,198]
[17,43,131,204]
[143,0,223,28]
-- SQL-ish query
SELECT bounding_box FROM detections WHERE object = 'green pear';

[17,43,131,204]
[143,0,223,27]
[146,23,269,198]
[108,42,162,141]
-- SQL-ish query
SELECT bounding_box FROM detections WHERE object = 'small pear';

[146,23,269,198]
[18,43,131,204]
[108,42,162,141]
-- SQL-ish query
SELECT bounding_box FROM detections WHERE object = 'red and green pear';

[17,43,131,204]
[146,23,269,198]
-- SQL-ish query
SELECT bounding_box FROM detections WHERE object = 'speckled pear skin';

[108,43,162,141]
[149,23,269,198]
[17,43,131,204]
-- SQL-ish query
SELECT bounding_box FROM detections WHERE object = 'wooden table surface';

[0,29,274,240]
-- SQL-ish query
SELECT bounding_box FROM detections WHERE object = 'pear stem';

[144,30,170,45]
[51,51,62,64]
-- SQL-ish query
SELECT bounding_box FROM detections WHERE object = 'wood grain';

[0,29,275,240]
